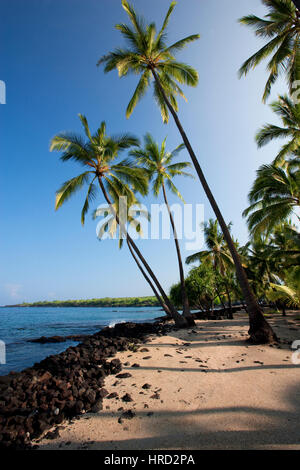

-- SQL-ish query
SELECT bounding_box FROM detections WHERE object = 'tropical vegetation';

[51,115,191,327]
[130,133,193,319]
[8,297,160,308]
[47,0,300,344]
[98,0,277,343]
[239,0,300,102]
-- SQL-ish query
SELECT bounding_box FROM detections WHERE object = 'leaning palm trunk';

[161,182,194,323]
[151,68,276,343]
[97,176,188,327]
[126,239,172,318]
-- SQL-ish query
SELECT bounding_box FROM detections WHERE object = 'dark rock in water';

[29,336,66,344]
[116,373,132,379]
[28,334,89,344]
[142,356,152,360]
[122,393,133,402]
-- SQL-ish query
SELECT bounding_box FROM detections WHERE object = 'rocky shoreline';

[0,320,171,450]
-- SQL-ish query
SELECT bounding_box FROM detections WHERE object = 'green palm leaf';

[239,0,300,101]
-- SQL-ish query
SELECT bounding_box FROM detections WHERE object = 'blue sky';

[0,0,289,304]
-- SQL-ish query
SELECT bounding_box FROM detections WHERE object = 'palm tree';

[130,133,193,320]
[270,220,300,268]
[243,163,300,236]
[239,0,300,102]
[256,95,300,165]
[245,237,279,287]
[51,114,187,326]
[93,201,172,316]
[186,219,235,317]
[98,0,276,343]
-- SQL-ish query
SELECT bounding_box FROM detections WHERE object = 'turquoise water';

[0,306,162,375]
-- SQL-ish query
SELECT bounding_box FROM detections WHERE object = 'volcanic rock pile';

[0,321,168,450]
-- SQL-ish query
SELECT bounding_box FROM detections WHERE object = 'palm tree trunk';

[216,287,226,311]
[224,283,233,319]
[151,68,277,343]
[161,182,194,324]
[97,176,188,327]
[126,239,172,317]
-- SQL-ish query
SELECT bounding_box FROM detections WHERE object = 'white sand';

[36,312,300,450]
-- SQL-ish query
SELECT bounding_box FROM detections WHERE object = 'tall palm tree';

[239,0,300,102]
[186,219,235,317]
[51,114,187,326]
[98,0,276,343]
[243,163,300,235]
[256,95,300,165]
[130,133,193,320]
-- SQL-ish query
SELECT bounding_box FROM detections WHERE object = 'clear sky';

[0,0,289,305]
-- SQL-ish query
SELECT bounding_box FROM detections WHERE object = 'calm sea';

[0,306,163,376]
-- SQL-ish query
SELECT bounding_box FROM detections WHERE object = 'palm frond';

[55,172,92,211]
[81,178,97,225]
[126,69,151,118]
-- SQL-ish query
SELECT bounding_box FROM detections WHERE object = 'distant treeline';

[5,296,160,308]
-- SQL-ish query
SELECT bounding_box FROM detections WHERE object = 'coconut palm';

[130,133,193,320]
[245,237,279,287]
[270,221,300,268]
[51,114,187,326]
[186,219,233,270]
[98,0,276,343]
[93,201,172,315]
[243,163,300,235]
[256,95,300,165]
[186,219,235,317]
[239,0,300,102]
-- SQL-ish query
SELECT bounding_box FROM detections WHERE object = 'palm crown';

[256,94,300,165]
[130,133,192,200]
[93,202,149,248]
[243,163,300,235]
[239,0,300,102]
[50,114,148,225]
[97,0,200,123]
[186,219,234,273]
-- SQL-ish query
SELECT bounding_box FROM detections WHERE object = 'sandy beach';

[35,312,300,450]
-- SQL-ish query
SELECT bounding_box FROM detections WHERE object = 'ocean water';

[0,306,163,376]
